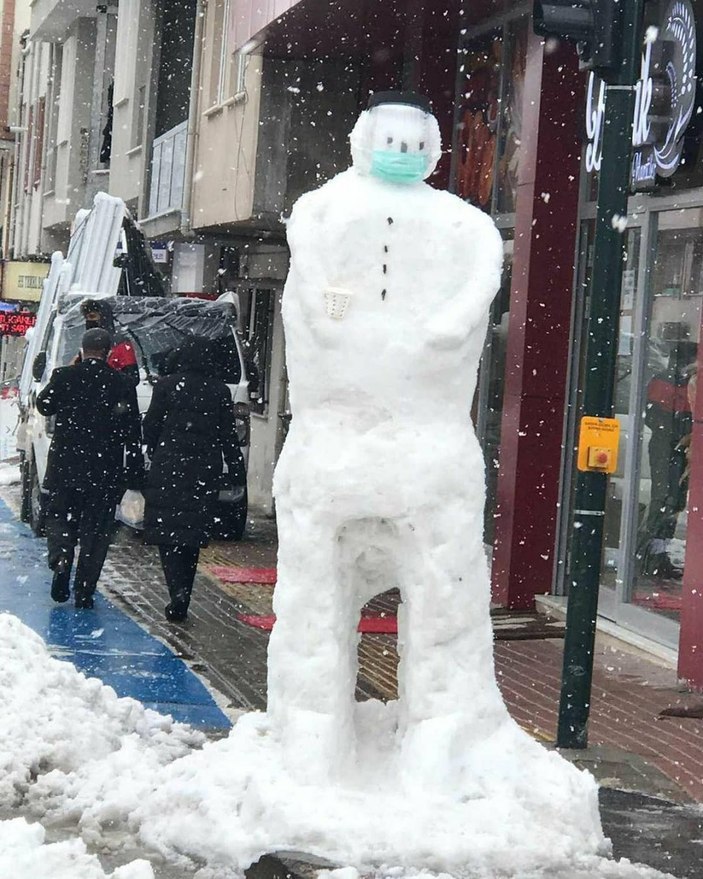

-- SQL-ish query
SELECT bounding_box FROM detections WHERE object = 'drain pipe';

[180,0,206,236]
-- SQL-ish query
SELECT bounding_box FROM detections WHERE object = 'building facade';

[458,0,703,688]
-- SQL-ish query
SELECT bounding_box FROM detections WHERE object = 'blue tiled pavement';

[0,497,231,730]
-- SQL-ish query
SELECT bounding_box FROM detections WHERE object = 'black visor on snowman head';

[349,90,442,184]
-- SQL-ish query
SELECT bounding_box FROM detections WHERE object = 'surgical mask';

[370,150,428,184]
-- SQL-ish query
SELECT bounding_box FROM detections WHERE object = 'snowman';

[267,91,601,827]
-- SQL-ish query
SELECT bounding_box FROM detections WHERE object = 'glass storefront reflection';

[454,18,527,213]
[601,228,641,596]
[630,216,703,620]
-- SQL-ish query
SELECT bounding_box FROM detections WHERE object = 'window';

[57,37,76,145]
[209,0,232,106]
[245,289,274,416]
[133,83,146,149]
[45,45,63,192]
[229,50,247,99]
[23,106,33,193]
[33,97,46,189]
[114,0,138,104]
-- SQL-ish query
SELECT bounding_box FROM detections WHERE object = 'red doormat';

[210,566,277,584]
[235,612,398,634]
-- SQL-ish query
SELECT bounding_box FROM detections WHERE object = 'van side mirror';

[32,352,47,382]
[113,254,129,269]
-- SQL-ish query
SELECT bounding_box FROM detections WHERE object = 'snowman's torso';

[283,170,502,428]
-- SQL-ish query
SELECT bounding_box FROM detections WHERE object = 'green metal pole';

[557,0,646,750]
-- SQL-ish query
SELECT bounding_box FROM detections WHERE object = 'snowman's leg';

[267,504,358,780]
[396,498,507,789]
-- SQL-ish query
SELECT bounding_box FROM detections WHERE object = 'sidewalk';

[0,493,230,730]
[1,485,702,877]
[198,509,703,805]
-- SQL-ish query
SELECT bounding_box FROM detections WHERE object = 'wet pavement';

[600,788,703,877]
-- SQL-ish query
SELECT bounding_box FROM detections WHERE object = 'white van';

[17,193,250,540]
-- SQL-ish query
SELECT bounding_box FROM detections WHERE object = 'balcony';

[30,0,99,41]
[148,121,187,218]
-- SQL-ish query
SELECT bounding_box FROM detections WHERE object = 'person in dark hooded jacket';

[142,337,245,622]
[37,328,143,608]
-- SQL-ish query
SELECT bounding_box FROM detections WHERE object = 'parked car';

[17,192,250,540]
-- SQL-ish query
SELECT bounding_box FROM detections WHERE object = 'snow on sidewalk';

[0,818,152,879]
[0,463,20,485]
[0,613,680,878]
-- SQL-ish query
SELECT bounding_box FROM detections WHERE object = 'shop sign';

[150,240,169,265]
[585,0,697,190]
[2,261,50,302]
[0,310,36,337]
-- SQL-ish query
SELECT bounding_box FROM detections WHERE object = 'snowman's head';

[349,91,442,185]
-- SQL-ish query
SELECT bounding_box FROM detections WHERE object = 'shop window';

[453,16,527,214]
[245,289,274,416]
[481,245,513,544]
[454,30,501,210]
[495,19,527,214]
[631,217,703,621]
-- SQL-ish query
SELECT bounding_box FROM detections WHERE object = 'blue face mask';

[370,150,428,184]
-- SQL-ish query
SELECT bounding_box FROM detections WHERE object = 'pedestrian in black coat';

[142,337,245,622]
[36,328,143,608]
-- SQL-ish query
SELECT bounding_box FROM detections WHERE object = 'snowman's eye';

[419,141,425,150]
[387,137,393,145]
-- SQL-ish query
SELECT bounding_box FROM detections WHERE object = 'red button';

[596,451,609,465]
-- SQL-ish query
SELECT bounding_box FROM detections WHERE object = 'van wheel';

[212,488,247,541]
[20,456,31,523]
[28,456,46,537]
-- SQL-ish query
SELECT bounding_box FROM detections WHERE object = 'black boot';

[50,558,71,603]
[164,603,188,623]
[74,581,95,609]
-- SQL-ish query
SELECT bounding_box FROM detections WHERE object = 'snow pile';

[131,708,607,876]
[0,818,153,879]
[0,463,20,485]
[0,614,677,879]
[0,613,203,839]
[323,863,677,879]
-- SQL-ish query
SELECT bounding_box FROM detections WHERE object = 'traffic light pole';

[556,0,646,749]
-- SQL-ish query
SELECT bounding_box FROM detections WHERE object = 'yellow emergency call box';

[577,416,621,474]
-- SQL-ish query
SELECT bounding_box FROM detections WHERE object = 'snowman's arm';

[283,195,332,321]
[426,212,504,349]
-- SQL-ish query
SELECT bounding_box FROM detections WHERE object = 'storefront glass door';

[560,206,702,649]
[627,209,703,622]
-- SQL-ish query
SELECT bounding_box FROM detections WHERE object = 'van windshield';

[58,296,243,385]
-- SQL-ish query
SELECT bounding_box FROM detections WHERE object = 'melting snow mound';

[0,818,153,879]
[0,616,675,878]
